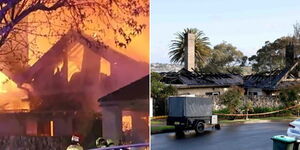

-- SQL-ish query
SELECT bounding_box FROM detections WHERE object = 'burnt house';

[158,34,300,97]
[161,69,244,96]
[244,43,300,96]
[158,33,243,96]
[243,68,300,96]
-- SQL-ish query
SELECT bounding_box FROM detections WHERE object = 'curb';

[151,119,293,135]
[221,119,291,126]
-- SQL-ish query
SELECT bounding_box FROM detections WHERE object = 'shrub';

[279,86,300,107]
[219,86,244,114]
[252,107,273,113]
[213,108,230,114]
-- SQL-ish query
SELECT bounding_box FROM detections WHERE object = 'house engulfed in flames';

[0,30,149,145]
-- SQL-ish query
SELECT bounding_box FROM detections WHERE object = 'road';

[151,122,289,150]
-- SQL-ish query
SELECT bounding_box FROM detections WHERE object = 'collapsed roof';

[160,61,300,90]
[244,61,299,90]
[160,68,243,87]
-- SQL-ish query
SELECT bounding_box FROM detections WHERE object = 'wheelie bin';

[271,135,296,150]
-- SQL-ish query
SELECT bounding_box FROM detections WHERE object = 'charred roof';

[160,68,243,87]
[160,61,300,90]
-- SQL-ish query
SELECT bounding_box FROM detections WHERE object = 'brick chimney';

[184,33,195,72]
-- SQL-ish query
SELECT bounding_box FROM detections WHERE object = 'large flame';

[0,72,30,111]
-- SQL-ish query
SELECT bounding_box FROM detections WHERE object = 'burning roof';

[0,29,148,112]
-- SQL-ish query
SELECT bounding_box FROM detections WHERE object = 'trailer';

[166,96,220,134]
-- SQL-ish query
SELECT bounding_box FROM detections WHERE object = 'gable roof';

[99,75,149,102]
[14,29,148,85]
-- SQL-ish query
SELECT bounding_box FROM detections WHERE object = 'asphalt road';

[151,122,289,150]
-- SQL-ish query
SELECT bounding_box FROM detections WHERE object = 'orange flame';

[0,72,30,111]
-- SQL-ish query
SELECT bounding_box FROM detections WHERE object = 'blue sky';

[151,0,300,63]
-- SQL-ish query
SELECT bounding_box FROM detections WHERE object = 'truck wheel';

[215,124,221,130]
[195,122,204,134]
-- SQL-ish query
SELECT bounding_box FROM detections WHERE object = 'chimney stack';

[184,33,195,72]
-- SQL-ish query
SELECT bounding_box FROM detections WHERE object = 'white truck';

[166,96,220,134]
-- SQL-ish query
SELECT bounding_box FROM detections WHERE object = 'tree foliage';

[198,42,246,74]
[169,28,211,66]
[151,72,177,116]
[169,28,246,74]
[279,86,300,107]
[249,37,292,73]
[249,23,300,73]
[219,86,244,114]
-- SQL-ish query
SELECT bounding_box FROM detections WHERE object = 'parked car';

[287,119,300,138]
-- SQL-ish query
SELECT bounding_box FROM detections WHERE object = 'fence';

[151,103,300,120]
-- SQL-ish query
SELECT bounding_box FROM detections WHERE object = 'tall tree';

[293,22,300,41]
[249,22,300,73]
[199,42,245,74]
[249,37,292,73]
[169,28,211,67]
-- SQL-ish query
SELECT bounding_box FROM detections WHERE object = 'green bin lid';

[271,135,296,143]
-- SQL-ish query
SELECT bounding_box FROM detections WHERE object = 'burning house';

[99,75,149,145]
[0,29,148,146]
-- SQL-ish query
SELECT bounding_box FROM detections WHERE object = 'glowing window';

[122,115,132,132]
[100,58,111,76]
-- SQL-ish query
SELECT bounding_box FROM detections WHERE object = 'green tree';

[151,72,177,116]
[199,42,245,74]
[219,86,244,114]
[249,37,291,73]
[169,28,211,67]
[249,22,300,73]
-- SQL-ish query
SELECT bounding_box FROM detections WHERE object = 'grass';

[151,120,165,125]
[151,126,175,134]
